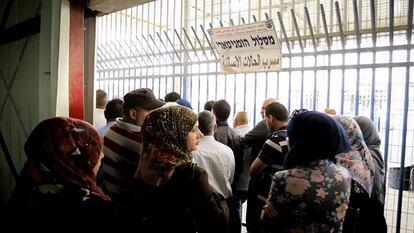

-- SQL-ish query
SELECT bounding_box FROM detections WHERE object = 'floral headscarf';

[334,115,375,196]
[140,105,198,178]
[22,117,109,201]
[284,110,351,169]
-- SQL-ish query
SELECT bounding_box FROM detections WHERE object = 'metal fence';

[96,0,414,232]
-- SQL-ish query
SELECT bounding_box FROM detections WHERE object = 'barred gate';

[95,0,414,232]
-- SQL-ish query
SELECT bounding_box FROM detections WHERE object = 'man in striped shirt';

[248,102,289,233]
[101,88,164,204]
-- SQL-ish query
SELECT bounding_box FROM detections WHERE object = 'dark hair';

[164,92,181,102]
[204,100,215,111]
[212,99,231,121]
[265,102,288,122]
[198,111,216,135]
[104,98,124,121]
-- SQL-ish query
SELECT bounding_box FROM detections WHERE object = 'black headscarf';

[284,110,351,169]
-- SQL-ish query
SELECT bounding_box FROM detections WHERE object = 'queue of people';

[6,88,386,233]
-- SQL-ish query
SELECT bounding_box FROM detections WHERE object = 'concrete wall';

[0,0,70,208]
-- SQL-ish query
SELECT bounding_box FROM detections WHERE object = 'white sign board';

[208,19,282,73]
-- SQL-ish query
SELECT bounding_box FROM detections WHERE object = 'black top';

[126,163,228,233]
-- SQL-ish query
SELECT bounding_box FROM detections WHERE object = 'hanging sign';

[208,19,282,73]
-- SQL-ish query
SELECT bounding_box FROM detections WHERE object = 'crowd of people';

[6,88,387,233]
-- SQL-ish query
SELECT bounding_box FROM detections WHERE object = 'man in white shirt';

[192,111,235,199]
[94,89,108,129]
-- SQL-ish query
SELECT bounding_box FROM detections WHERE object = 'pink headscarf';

[22,117,110,201]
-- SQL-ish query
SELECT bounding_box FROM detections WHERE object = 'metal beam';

[0,15,41,45]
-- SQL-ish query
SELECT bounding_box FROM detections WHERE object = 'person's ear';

[129,108,137,120]
[214,123,217,133]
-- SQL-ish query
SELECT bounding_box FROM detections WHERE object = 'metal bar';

[320,3,331,107]
[164,30,182,62]
[135,36,154,65]
[277,11,291,52]
[148,34,169,64]
[397,2,413,232]
[200,25,218,60]
[116,40,134,66]
[352,0,360,115]
[383,0,394,178]
[0,111,27,182]
[98,60,414,73]
[291,9,304,108]
[182,28,200,61]
[101,43,122,68]
[397,32,412,233]
[335,1,346,48]
[190,26,208,59]
[174,29,191,58]
[335,1,345,114]
[291,9,304,51]
[142,35,161,63]
[320,4,331,49]
[407,0,413,43]
[370,0,377,46]
[352,0,361,46]
[129,38,148,66]
[305,7,317,51]
[369,0,377,120]
[156,32,174,62]
[128,38,146,66]
[0,0,13,30]
[305,6,318,110]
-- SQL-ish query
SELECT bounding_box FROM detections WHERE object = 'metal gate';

[95,1,414,232]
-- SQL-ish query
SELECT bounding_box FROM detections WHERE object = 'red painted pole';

[69,0,84,119]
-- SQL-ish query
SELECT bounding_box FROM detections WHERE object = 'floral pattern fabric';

[262,159,351,233]
[333,115,375,196]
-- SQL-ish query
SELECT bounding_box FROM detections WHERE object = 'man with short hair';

[102,88,164,203]
[204,100,215,111]
[248,102,289,233]
[192,111,235,199]
[212,99,244,233]
[98,98,124,137]
[164,91,181,102]
[244,98,276,232]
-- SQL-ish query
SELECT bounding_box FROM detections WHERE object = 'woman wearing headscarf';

[6,117,119,231]
[353,116,387,233]
[129,105,228,233]
[333,115,376,233]
[261,110,352,233]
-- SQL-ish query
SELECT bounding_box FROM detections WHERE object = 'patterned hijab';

[140,105,198,178]
[334,115,375,197]
[22,117,110,201]
[284,110,351,169]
